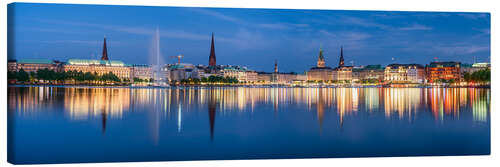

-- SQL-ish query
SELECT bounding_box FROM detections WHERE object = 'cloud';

[217,28,277,50]
[257,23,309,30]
[473,28,490,35]
[433,45,489,55]
[319,30,336,38]
[34,18,208,41]
[399,24,432,31]
[319,30,370,41]
[188,8,244,24]
[457,13,489,20]
[340,16,391,30]
[343,32,371,41]
[190,8,310,31]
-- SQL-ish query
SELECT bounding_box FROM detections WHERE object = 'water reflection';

[8,86,491,137]
[208,88,217,141]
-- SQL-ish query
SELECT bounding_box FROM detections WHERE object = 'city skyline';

[8,3,490,72]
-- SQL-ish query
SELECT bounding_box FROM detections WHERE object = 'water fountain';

[151,27,169,87]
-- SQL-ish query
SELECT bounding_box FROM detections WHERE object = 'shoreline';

[7,83,491,89]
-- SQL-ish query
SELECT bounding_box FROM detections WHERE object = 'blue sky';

[8,3,490,73]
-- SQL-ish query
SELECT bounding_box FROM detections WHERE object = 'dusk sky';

[8,3,490,73]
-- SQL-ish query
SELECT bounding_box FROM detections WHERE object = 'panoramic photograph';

[6,2,490,164]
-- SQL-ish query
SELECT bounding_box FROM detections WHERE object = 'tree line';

[8,68,124,84]
[177,75,239,85]
[463,69,490,83]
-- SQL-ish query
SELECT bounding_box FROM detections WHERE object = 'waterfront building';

[384,64,425,83]
[15,59,62,73]
[359,65,385,81]
[169,63,195,81]
[246,71,258,83]
[334,66,353,81]
[472,62,491,68]
[352,66,364,82]
[308,67,334,81]
[296,74,307,81]
[426,61,461,83]
[192,65,208,79]
[131,64,152,81]
[333,47,353,82]
[221,66,246,81]
[62,37,134,80]
[7,60,17,72]
[461,62,491,79]
[219,65,258,82]
[277,72,300,83]
[307,47,334,81]
[257,72,273,83]
[63,59,132,79]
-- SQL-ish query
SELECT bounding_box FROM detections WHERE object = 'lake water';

[7,86,490,164]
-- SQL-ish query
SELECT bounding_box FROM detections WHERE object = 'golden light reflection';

[64,88,130,120]
[8,87,490,127]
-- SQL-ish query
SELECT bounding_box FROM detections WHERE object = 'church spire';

[101,36,109,61]
[274,59,278,73]
[339,46,344,67]
[209,33,216,67]
[317,45,325,68]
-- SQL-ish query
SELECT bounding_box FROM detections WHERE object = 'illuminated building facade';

[257,72,272,83]
[334,66,353,81]
[219,66,258,82]
[426,61,461,83]
[7,60,17,72]
[461,62,490,79]
[131,64,152,80]
[246,71,258,82]
[14,59,62,73]
[308,67,334,81]
[60,37,135,80]
[333,47,353,81]
[169,63,195,81]
[384,64,425,83]
[276,73,301,83]
[63,59,132,79]
[307,47,334,81]
[358,65,385,81]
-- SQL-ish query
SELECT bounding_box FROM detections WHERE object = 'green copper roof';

[364,65,383,70]
[170,63,194,70]
[67,59,125,66]
[17,59,54,64]
[472,62,490,68]
[428,61,460,68]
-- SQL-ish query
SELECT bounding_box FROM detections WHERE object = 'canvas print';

[7,3,490,164]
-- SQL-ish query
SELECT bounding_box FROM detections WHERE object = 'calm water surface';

[7,86,490,164]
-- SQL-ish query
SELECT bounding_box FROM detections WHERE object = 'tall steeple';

[274,59,278,73]
[209,33,216,67]
[339,46,344,67]
[101,36,109,61]
[317,46,325,68]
